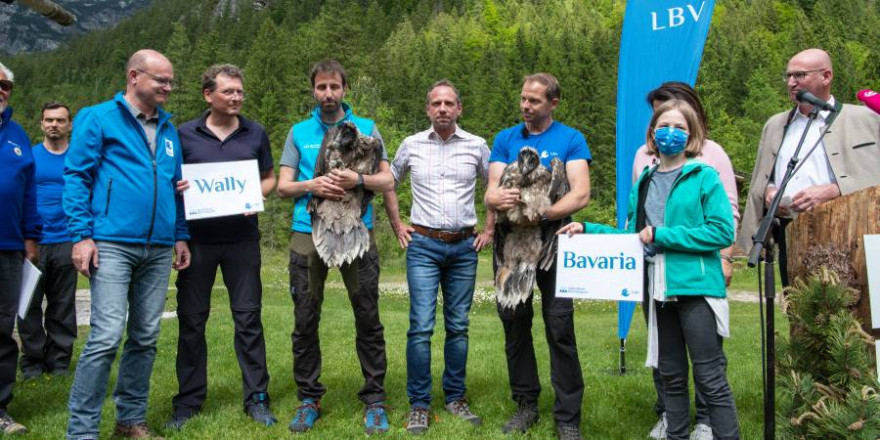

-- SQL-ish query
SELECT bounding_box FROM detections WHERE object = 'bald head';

[786,48,834,109]
[126,49,172,74]
[125,49,174,113]
[789,48,833,73]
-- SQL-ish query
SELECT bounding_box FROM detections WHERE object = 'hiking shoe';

[501,399,538,434]
[445,399,482,426]
[112,422,165,439]
[364,401,390,435]
[557,422,584,440]
[289,398,320,433]
[246,392,277,426]
[0,410,27,435]
[649,412,667,440]
[406,406,430,434]
[690,423,714,440]
[164,409,197,430]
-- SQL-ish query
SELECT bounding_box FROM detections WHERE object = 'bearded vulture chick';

[494,147,569,310]
[307,121,382,267]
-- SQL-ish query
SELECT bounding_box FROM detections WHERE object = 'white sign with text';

[182,159,264,220]
[864,234,880,329]
[555,234,644,301]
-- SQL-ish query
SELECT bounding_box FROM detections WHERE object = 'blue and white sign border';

[555,234,643,302]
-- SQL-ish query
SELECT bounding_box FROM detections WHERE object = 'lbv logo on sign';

[562,251,638,270]
[651,2,707,31]
[194,177,247,194]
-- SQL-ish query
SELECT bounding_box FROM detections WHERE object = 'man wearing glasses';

[64,49,191,440]
[166,64,277,430]
[739,48,880,286]
[0,62,41,435]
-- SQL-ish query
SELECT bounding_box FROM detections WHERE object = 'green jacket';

[584,160,734,298]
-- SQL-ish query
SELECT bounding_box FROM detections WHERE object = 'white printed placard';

[555,234,644,301]
[182,159,264,220]
[864,234,880,329]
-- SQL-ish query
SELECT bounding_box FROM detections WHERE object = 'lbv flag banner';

[615,0,716,339]
[182,159,264,220]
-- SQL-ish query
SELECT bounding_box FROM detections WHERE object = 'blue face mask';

[653,127,689,156]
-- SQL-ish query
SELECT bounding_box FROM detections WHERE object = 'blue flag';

[615,0,716,340]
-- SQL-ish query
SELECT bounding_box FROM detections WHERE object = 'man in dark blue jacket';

[0,61,40,436]
[63,49,190,440]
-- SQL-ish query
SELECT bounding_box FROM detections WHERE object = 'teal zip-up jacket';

[64,93,189,246]
[282,103,382,234]
[584,160,734,297]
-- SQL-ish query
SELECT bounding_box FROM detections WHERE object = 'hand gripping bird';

[307,121,382,267]
[494,147,569,310]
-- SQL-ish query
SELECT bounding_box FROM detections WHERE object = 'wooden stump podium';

[786,185,880,337]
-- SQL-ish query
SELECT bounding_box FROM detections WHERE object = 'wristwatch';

[355,173,365,190]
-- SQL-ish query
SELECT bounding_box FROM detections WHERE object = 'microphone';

[858,89,880,114]
[795,90,836,112]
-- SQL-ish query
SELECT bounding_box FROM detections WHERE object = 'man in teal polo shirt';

[277,59,394,435]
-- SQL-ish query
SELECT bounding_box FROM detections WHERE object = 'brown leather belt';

[412,224,474,243]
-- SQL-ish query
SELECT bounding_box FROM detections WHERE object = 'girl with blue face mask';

[559,99,740,440]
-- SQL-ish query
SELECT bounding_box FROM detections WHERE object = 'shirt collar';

[794,95,835,123]
[122,95,158,122]
[427,124,463,141]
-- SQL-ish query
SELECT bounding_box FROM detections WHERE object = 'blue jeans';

[406,232,478,408]
[67,241,172,440]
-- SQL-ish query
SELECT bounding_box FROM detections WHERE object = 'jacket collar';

[114,92,173,127]
[310,102,353,131]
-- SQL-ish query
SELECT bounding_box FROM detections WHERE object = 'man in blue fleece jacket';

[0,61,41,436]
[63,49,190,440]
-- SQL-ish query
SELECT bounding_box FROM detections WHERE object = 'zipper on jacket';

[104,178,113,216]
[146,159,158,247]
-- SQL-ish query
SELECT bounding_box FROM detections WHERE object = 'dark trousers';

[288,232,386,405]
[0,251,23,411]
[656,296,740,440]
[172,240,270,413]
[643,288,718,425]
[17,242,78,375]
[496,263,584,425]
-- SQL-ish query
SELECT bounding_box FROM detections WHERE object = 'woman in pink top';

[636,82,739,440]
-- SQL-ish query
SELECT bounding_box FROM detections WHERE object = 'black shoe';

[501,399,538,434]
[246,392,277,426]
[165,409,198,430]
[557,422,584,440]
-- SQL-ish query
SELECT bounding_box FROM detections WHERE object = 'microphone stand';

[748,103,836,440]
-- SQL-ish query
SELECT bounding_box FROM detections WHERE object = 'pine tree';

[777,268,880,439]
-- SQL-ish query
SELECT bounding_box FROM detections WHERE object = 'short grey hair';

[0,62,13,82]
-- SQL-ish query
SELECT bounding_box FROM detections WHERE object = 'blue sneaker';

[246,393,277,426]
[289,398,320,433]
[363,401,389,435]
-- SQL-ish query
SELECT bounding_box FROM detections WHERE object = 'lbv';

[651,2,707,30]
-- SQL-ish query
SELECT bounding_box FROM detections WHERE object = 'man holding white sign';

[169,64,277,430]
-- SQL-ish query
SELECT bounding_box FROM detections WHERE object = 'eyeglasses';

[0,79,13,93]
[782,69,825,82]
[135,69,176,89]
[217,88,246,99]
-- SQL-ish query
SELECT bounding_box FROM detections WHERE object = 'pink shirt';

[631,139,740,226]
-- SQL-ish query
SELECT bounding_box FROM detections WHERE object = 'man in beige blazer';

[739,48,880,285]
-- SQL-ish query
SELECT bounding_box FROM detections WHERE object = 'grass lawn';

[18,252,783,439]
